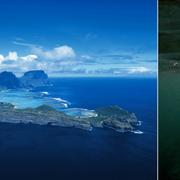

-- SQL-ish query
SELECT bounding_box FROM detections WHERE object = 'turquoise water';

[0,90,44,108]
[0,89,98,118]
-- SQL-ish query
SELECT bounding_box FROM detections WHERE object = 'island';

[0,102,139,133]
[0,71,21,89]
[0,70,140,133]
[20,70,49,88]
[0,70,49,89]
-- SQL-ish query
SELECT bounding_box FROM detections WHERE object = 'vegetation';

[0,102,138,133]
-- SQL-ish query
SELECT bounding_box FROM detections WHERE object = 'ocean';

[0,77,157,180]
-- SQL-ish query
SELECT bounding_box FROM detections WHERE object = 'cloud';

[47,66,153,77]
[128,67,150,74]
[13,41,76,60]
[5,52,18,61]
[101,54,133,60]
[0,50,154,76]
[0,44,77,74]
[33,45,76,60]
[79,54,137,65]
[12,41,40,48]
[81,55,92,60]
[1,52,38,62]
[0,51,38,74]
[0,54,4,63]
[21,55,38,62]
[1,42,156,77]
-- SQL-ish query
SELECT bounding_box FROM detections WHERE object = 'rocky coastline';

[0,102,139,133]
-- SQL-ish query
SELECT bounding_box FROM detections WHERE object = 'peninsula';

[0,102,139,133]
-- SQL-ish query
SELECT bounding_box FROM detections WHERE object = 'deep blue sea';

[0,78,157,180]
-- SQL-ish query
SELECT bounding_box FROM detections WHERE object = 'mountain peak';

[0,70,50,89]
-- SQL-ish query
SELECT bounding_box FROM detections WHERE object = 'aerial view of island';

[0,70,141,133]
[0,0,157,179]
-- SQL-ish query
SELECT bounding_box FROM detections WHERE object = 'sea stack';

[20,70,49,88]
[0,71,20,89]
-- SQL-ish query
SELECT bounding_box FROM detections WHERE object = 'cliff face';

[20,70,49,88]
[92,106,138,132]
[0,70,49,89]
[0,71,20,89]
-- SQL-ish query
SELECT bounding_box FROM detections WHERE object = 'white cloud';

[13,41,76,60]
[0,51,38,75]
[5,51,18,61]
[0,52,38,63]
[0,54,4,63]
[12,41,40,48]
[33,45,76,60]
[21,55,38,62]
[128,67,150,74]
[0,42,156,77]
[81,55,92,60]
[0,46,76,75]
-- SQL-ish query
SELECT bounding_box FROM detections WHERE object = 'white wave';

[132,130,144,134]
[41,91,49,95]
[52,97,70,104]
[61,103,68,108]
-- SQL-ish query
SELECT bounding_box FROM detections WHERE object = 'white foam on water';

[52,97,70,104]
[61,103,68,108]
[41,91,49,95]
[132,130,144,134]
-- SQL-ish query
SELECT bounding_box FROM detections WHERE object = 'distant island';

[0,70,49,89]
[0,70,141,133]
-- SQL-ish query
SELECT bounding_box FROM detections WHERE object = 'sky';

[0,0,157,77]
